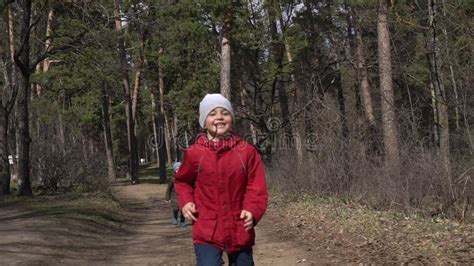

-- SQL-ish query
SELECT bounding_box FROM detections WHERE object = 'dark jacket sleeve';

[174,149,197,209]
[242,146,269,226]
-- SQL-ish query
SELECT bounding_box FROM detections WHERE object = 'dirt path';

[0,181,317,265]
[110,182,317,265]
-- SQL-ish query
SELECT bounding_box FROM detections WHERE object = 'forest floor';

[0,165,472,265]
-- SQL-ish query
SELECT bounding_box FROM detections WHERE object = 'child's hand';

[240,210,253,231]
[182,202,198,222]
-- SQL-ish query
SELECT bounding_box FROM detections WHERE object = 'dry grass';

[268,194,474,264]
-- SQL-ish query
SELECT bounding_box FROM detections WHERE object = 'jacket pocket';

[232,212,255,249]
[192,212,217,242]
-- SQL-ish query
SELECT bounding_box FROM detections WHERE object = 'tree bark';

[328,29,349,141]
[220,3,234,100]
[377,0,400,171]
[81,133,88,161]
[0,16,17,195]
[14,0,33,196]
[150,90,160,164]
[157,112,167,184]
[352,16,379,155]
[58,95,66,155]
[113,0,139,184]
[355,24,376,128]
[132,31,145,121]
[101,87,116,181]
[8,5,19,181]
[428,0,451,183]
[449,65,460,131]
[151,89,167,183]
[156,49,167,183]
[42,5,54,74]
[440,1,460,132]
[284,43,304,163]
[8,6,15,64]
[172,110,179,161]
[0,107,10,195]
[157,49,172,165]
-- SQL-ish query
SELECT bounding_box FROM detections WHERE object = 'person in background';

[175,93,269,266]
[165,162,186,227]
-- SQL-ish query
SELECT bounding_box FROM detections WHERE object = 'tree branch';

[0,0,14,14]
[29,30,87,72]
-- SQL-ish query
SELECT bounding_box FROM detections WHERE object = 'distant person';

[175,93,269,266]
[165,162,186,227]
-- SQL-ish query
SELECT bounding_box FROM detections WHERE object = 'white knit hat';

[199,93,235,128]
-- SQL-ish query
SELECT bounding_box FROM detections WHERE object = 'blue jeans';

[194,244,254,266]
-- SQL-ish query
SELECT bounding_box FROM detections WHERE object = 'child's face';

[205,107,233,138]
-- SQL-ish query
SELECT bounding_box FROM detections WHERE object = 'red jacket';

[174,133,268,254]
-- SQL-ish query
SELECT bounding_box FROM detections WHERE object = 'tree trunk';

[268,1,294,150]
[428,0,451,185]
[16,68,32,196]
[8,5,19,180]
[352,18,379,155]
[328,29,349,141]
[157,49,172,165]
[8,6,15,64]
[101,87,116,181]
[113,0,139,184]
[150,91,160,164]
[220,3,234,100]
[151,89,167,182]
[0,107,11,195]
[15,0,33,196]
[156,50,167,182]
[172,110,179,161]
[284,43,304,163]
[449,65,460,131]
[355,25,376,128]
[443,1,460,132]
[42,5,54,73]
[58,95,66,155]
[377,0,400,171]
[0,20,17,195]
[81,133,88,161]
[157,112,167,183]
[132,31,145,121]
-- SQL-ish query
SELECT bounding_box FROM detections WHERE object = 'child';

[174,93,268,265]
[165,161,186,227]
